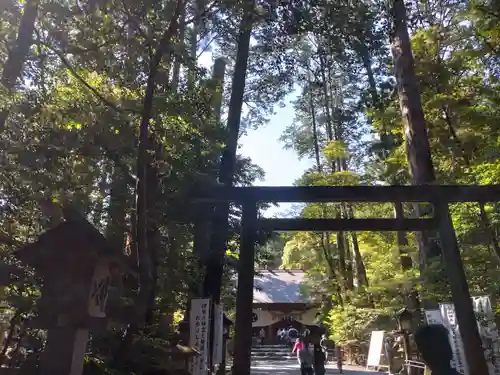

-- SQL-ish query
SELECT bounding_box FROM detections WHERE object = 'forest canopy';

[0,0,499,372]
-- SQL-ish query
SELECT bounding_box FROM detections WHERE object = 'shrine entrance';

[194,184,500,375]
[251,269,320,344]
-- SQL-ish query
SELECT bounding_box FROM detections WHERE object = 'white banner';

[440,303,468,375]
[427,296,500,375]
[189,299,210,375]
[366,330,385,368]
[212,304,224,366]
[472,296,500,375]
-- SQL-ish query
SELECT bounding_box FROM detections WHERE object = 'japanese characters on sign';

[440,303,468,375]
[472,296,500,375]
[88,261,111,318]
[189,299,210,375]
[425,296,500,375]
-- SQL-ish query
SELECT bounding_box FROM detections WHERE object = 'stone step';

[251,355,296,361]
[251,347,290,352]
[251,351,293,355]
[252,344,288,349]
[251,352,295,359]
[251,350,292,355]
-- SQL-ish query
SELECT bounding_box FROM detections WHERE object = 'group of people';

[275,326,301,346]
[288,323,461,375]
[291,334,342,375]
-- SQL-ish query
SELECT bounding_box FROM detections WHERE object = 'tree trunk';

[106,165,129,250]
[390,2,489,375]
[360,49,379,109]
[0,0,40,131]
[389,0,438,272]
[320,234,343,307]
[307,72,321,172]
[171,5,186,92]
[394,201,413,270]
[318,54,334,142]
[203,0,254,303]
[113,1,183,366]
[343,228,354,290]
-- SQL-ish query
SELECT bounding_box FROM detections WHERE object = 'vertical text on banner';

[439,303,468,375]
[189,298,211,375]
[472,296,500,375]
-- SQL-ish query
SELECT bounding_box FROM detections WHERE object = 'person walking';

[259,328,266,345]
[288,326,299,348]
[297,340,314,375]
[335,344,343,374]
[313,342,326,375]
[292,337,305,353]
[320,334,329,364]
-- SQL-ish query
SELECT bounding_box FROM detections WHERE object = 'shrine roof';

[252,269,308,304]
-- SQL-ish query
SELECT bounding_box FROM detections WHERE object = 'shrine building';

[250,269,320,343]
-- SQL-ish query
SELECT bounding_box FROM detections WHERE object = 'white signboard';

[472,296,500,375]
[367,330,385,368]
[212,304,224,366]
[189,299,210,375]
[440,303,468,375]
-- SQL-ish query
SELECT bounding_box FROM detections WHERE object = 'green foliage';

[1,0,500,371]
[326,305,392,345]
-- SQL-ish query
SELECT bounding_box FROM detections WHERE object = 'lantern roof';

[15,206,127,273]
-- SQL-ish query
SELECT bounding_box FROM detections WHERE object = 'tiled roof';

[253,269,308,303]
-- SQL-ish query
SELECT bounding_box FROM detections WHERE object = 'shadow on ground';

[250,361,374,375]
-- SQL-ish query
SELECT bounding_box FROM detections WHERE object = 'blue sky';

[239,99,314,216]
[199,52,313,216]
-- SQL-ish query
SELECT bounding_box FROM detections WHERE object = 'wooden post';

[232,202,257,375]
[435,201,489,375]
[40,259,112,375]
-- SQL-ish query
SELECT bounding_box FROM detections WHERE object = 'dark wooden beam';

[192,185,500,203]
[257,218,437,232]
[435,201,488,375]
[232,202,257,375]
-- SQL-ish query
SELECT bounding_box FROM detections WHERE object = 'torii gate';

[195,184,500,375]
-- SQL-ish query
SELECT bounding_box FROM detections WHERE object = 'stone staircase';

[251,344,296,362]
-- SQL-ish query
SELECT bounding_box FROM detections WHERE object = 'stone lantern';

[394,307,413,373]
[16,208,127,375]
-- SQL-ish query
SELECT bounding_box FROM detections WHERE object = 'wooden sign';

[212,304,224,366]
[189,299,210,375]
